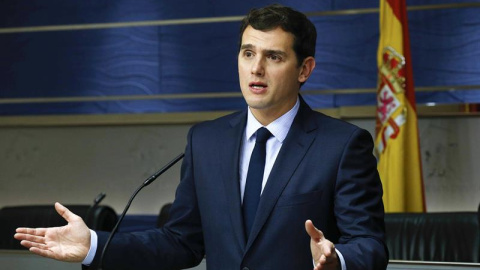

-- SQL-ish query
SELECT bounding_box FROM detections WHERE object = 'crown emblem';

[380,46,406,94]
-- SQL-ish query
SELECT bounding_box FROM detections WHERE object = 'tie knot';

[255,127,272,144]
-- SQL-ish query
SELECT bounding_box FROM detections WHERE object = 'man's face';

[238,26,309,124]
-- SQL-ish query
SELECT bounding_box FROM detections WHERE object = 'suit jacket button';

[242,267,249,270]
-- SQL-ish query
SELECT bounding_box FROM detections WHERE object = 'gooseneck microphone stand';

[98,153,185,270]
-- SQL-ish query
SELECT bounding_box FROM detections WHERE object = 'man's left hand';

[305,220,340,270]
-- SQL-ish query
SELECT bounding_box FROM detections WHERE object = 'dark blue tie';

[242,127,272,239]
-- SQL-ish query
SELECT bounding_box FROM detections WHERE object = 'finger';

[16,227,47,236]
[15,233,46,245]
[314,260,324,270]
[305,220,324,241]
[20,239,47,249]
[315,253,331,269]
[321,242,333,257]
[29,247,55,259]
[55,202,80,223]
[14,233,26,241]
[317,241,337,264]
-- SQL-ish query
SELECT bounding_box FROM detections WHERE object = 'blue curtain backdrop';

[1,0,479,116]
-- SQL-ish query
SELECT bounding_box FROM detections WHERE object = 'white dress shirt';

[239,98,299,201]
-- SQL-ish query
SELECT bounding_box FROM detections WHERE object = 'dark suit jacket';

[90,97,388,270]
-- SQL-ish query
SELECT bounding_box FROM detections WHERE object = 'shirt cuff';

[82,229,98,266]
[336,248,347,270]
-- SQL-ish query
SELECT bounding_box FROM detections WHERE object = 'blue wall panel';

[1,0,479,116]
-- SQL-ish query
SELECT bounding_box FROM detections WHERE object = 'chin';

[245,99,267,110]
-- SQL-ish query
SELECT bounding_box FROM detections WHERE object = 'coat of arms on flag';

[376,46,407,154]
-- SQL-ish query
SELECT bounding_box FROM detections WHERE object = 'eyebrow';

[240,44,287,57]
[240,44,254,51]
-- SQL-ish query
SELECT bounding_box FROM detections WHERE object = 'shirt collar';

[246,97,300,143]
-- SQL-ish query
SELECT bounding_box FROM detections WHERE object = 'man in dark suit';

[15,4,388,270]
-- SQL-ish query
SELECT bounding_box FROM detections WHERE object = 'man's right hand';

[14,202,91,262]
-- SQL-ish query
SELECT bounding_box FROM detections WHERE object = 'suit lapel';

[219,111,248,250]
[245,99,318,251]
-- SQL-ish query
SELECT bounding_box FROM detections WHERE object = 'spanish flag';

[375,0,426,212]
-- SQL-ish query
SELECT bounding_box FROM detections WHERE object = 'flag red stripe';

[400,1,418,111]
[387,0,417,110]
[386,0,402,21]
[389,0,426,211]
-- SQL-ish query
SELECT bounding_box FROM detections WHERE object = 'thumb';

[54,202,80,223]
[305,220,324,241]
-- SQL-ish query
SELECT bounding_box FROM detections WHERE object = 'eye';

[243,50,254,58]
[268,54,282,62]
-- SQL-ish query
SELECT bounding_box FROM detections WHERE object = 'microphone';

[85,192,107,228]
[98,153,185,270]
[93,192,106,207]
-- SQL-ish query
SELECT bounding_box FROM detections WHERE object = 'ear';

[298,56,316,83]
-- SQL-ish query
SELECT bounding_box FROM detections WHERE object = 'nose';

[251,58,265,76]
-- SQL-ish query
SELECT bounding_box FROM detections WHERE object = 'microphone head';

[93,192,106,206]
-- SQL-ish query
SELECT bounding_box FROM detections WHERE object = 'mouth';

[249,82,267,92]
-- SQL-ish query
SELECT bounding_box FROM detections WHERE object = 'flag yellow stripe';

[377,1,404,67]
[377,101,424,212]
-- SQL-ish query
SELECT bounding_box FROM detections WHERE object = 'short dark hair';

[239,4,317,66]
